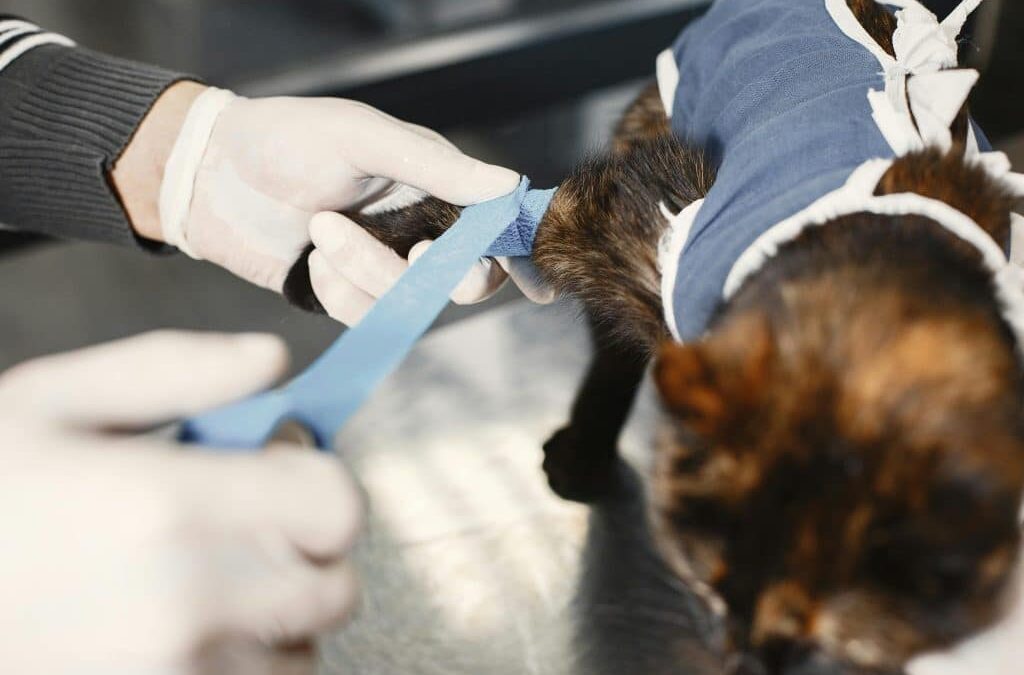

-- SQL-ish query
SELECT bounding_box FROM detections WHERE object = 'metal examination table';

[324,300,722,675]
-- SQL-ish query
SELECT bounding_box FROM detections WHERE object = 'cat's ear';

[655,313,775,438]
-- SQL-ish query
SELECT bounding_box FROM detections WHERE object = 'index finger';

[175,448,365,563]
[344,108,521,206]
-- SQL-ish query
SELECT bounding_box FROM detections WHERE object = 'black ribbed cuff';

[0,43,195,250]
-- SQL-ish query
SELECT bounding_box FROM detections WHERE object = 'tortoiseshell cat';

[285,1,1024,672]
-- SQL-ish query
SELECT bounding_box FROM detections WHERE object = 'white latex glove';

[160,89,549,325]
[0,332,364,675]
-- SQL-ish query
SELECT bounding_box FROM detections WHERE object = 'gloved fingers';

[309,212,409,299]
[0,331,288,429]
[497,257,559,305]
[351,121,462,215]
[350,101,462,155]
[308,250,376,327]
[347,107,520,207]
[184,449,364,563]
[193,639,316,675]
[398,119,460,152]
[222,560,361,647]
[408,240,510,305]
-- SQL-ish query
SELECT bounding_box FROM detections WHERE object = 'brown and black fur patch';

[533,130,714,352]
[878,148,1019,246]
[846,0,897,56]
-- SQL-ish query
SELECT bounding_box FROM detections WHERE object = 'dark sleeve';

[0,16,196,250]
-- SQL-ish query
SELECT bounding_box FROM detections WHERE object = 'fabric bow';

[868,0,1024,206]
[889,0,982,73]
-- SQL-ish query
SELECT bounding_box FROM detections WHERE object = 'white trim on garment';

[663,0,1024,338]
[656,49,680,120]
[658,198,705,342]
[723,159,1024,350]
[654,0,1024,342]
[0,20,75,74]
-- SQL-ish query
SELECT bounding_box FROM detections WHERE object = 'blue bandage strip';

[485,186,557,257]
[181,177,556,451]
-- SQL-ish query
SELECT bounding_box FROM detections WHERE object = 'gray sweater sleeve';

[0,16,195,250]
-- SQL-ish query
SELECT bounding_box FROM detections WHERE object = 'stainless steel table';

[327,300,722,674]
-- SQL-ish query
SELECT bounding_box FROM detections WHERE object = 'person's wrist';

[112,81,208,244]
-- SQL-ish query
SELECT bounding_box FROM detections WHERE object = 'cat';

[283,1,1024,672]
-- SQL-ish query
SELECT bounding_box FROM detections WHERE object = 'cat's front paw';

[542,426,619,503]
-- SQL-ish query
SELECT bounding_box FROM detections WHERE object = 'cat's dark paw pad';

[542,426,619,503]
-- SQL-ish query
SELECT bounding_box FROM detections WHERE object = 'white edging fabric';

[654,45,691,340]
[0,26,75,74]
[0,20,39,43]
[0,19,37,32]
[724,159,1024,351]
[654,0,1024,343]
[826,0,979,155]
[862,0,1024,198]
[658,198,704,342]
[656,49,680,119]
[725,159,891,297]
[158,87,238,259]
[727,0,1023,306]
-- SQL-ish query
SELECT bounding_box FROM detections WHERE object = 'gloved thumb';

[497,256,558,305]
[407,240,509,305]
[0,331,288,430]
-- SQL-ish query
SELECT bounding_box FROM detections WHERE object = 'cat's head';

[649,221,1024,673]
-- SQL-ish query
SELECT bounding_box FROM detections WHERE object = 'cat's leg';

[537,84,709,503]
[283,198,459,313]
[279,86,714,507]
[543,314,648,502]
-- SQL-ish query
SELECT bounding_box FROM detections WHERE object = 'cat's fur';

[284,1,1024,672]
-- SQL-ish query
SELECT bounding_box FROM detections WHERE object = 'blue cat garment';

[182,177,556,451]
[653,0,1020,342]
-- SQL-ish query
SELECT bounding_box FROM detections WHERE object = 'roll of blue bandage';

[181,177,556,451]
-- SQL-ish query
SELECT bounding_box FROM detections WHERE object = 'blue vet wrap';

[180,177,555,451]
[485,186,557,257]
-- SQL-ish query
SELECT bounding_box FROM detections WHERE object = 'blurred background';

[0,0,1021,370]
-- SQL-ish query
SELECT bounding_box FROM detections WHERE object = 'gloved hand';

[155,86,550,325]
[0,331,364,675]
[307,212,557,327]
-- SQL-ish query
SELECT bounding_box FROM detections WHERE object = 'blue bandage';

[181,177,556,451]
[485,186,557,257]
